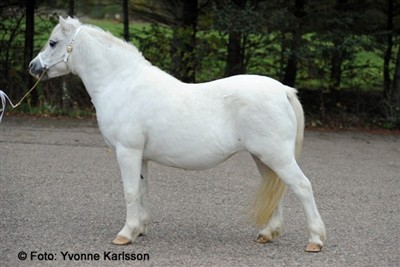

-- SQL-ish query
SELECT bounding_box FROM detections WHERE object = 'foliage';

[134,23,173,72]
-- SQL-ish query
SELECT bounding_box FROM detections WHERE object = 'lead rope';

[0,26,82,123]
[0,71,46,123]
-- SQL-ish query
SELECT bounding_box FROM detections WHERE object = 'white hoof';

[305,243,323,252]
[112,235,131,245]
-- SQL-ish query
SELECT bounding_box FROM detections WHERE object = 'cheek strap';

[38,26,83,70]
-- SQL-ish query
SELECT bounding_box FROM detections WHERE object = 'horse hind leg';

[266,157,327,252]
[251,155,286,243]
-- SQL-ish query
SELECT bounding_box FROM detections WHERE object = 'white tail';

[251,87,304,226]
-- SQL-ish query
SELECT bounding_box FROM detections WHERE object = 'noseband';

[38,26,83,70]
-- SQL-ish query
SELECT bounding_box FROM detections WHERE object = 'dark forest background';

[1,0,399,129]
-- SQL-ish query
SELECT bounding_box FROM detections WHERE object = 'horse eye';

[49,40,58,48]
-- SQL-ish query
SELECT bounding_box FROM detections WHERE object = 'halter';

[38,26,83,70]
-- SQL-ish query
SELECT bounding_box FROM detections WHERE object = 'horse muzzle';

[29,58,47,80]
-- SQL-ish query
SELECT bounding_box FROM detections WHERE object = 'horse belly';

[143,125,240,170]
[145,150,232,170]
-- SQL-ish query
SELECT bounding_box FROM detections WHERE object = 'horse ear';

[59,16,74,33]
[59,16,66,25]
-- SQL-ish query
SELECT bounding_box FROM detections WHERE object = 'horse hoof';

[112,235,131,245]
[305,243,322,252]
[254,234,271,243]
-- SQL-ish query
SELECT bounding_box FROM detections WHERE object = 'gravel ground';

[1,116,399,266]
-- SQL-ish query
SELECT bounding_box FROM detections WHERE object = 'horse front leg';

[112,146,148,245]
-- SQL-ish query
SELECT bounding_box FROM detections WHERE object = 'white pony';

[29,17,326,252]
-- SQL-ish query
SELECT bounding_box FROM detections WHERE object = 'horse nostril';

[28,61,40,76]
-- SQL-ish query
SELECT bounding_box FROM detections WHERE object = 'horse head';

[29,16,82,80]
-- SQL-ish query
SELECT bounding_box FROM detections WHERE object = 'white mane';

[86,25,141,54]
[66,17,149,66]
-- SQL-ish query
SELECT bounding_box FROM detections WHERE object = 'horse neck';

[70,26,150,99]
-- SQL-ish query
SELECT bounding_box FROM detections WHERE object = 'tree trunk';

[225,31,245,77]
[123,0,130,42]
[282,39,299,87]
[330,46,342,91]
[383,0,394,99]
[282,0,305,87]
[24,0,36,105]
[393,45,400,107]
[328,0,348,104]
[225,0,246,77]
[171,0,198,83]
[68,0,75,17]
[330,0,347,91]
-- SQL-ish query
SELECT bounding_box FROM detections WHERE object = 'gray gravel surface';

[1,116,399,266]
